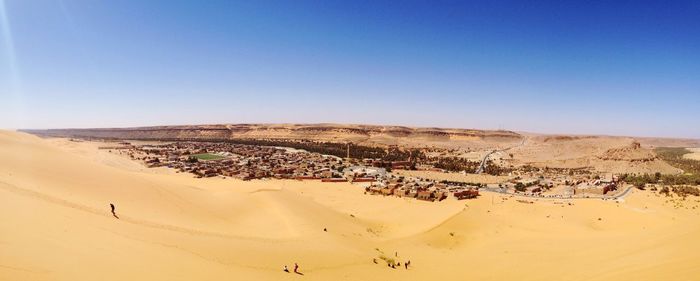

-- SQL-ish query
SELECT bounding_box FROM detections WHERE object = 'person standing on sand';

[110,203,119,219]
[294,263,299,273]
[283,265,289,273]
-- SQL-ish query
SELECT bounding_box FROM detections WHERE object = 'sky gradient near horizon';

[1,1,699,138]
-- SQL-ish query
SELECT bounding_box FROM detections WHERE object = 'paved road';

[479,185,635,201]
[475,150,497,174]
[610,186,634,199]
[476,137,527,174]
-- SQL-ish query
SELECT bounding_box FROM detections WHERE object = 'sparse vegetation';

[432,157,511,175]
[222,139,426,162]
[655,147,700,175]
[623,148,700,198]
[432,157,480,173]
[626,147,700,186]
[671,186,700,197]
[514,180,539,192]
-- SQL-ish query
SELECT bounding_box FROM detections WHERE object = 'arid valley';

[2,2,699,280]
[2,124,700,280]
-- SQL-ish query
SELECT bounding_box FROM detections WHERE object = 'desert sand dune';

[1,131,700,280]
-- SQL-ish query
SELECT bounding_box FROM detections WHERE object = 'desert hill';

[503,136,681,174]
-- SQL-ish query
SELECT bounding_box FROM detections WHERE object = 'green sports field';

[190,153,226,160]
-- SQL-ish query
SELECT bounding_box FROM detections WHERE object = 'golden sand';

[1,131,699,280]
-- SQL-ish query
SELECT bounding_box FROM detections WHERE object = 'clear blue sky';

[1,0,698,138]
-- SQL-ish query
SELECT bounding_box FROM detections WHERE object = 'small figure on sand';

[294,263,299,274]
[110,203,119,219]
[323,227,327,232]
[283,265,289,273]
[405,260,410,269]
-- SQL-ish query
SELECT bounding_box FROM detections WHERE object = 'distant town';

[95,139,637,202]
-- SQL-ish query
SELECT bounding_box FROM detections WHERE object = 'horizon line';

[15,122,700,141]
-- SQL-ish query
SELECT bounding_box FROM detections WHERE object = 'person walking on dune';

[294,263,299,274]
[110,203,119,219]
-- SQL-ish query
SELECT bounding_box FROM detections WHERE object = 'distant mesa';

[21,123,524,150]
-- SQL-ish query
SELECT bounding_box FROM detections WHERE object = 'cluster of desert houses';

[103,141,481,201]
[102,140,622,201]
